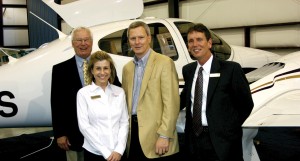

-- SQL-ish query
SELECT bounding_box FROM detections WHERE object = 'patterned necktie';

[193,67,203,136]
[83,59,89,86]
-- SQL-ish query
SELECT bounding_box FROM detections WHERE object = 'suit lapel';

[126,61,135,112]
[206,58,221,105]
[69,56,83,88]
[139,51,156,103]
[187,62,197,103]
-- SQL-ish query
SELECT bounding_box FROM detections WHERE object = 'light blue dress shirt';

[131,49,150,115]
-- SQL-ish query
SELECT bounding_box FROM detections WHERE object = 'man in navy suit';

[180,23,254,161]
[51,27,121,161]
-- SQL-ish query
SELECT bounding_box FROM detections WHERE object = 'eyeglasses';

[73,38,92,44]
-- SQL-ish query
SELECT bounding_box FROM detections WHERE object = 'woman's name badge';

[91,95,101,99]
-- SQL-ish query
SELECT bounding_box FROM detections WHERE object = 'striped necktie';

[83,59,89,86]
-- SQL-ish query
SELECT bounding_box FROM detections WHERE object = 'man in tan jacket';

[122,21,180,161]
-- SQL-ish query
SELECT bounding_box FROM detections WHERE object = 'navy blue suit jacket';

[51,56,83,151]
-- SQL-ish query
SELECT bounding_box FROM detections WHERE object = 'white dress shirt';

[77,82,129,159]
[190,55,213,126]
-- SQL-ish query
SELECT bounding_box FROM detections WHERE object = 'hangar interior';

[0,0,300,161]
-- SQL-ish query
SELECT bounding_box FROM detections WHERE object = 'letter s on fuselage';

[0,91,18,117]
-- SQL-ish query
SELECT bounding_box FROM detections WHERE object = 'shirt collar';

[75,55,90,67]
[197,55,213,74]
[133,48,151,67]
[89,81,121,96]
[89,81,110,91]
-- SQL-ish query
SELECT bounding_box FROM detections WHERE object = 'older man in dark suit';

[180,23,254,161]
[51,27,121,161]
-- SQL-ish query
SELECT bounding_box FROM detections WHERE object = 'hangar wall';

[141,0,300,55]
[2,0,299,56]
[2,0,28,47]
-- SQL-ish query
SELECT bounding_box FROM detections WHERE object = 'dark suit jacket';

[180,57,254,161]
[51,56,121,151]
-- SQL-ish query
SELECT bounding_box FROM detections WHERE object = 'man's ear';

[208,38,213,48]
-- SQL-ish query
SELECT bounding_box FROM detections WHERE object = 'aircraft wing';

[243,89,300,127]
[243,51,300,127]
[42,0,144,28]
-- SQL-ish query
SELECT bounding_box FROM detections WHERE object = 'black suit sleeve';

[232,63,254,125]
[50,65,67,138]
[180,66,188,110]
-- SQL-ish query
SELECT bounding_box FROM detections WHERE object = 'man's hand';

[57,136,71,151]
[155,137,169,156]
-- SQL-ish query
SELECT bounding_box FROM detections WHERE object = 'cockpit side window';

[210,31,231,60]
[174,22,231,61]
[98,23,179,61]
[98,29,124,56]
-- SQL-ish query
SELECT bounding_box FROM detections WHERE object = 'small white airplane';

[0,0,286,160]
